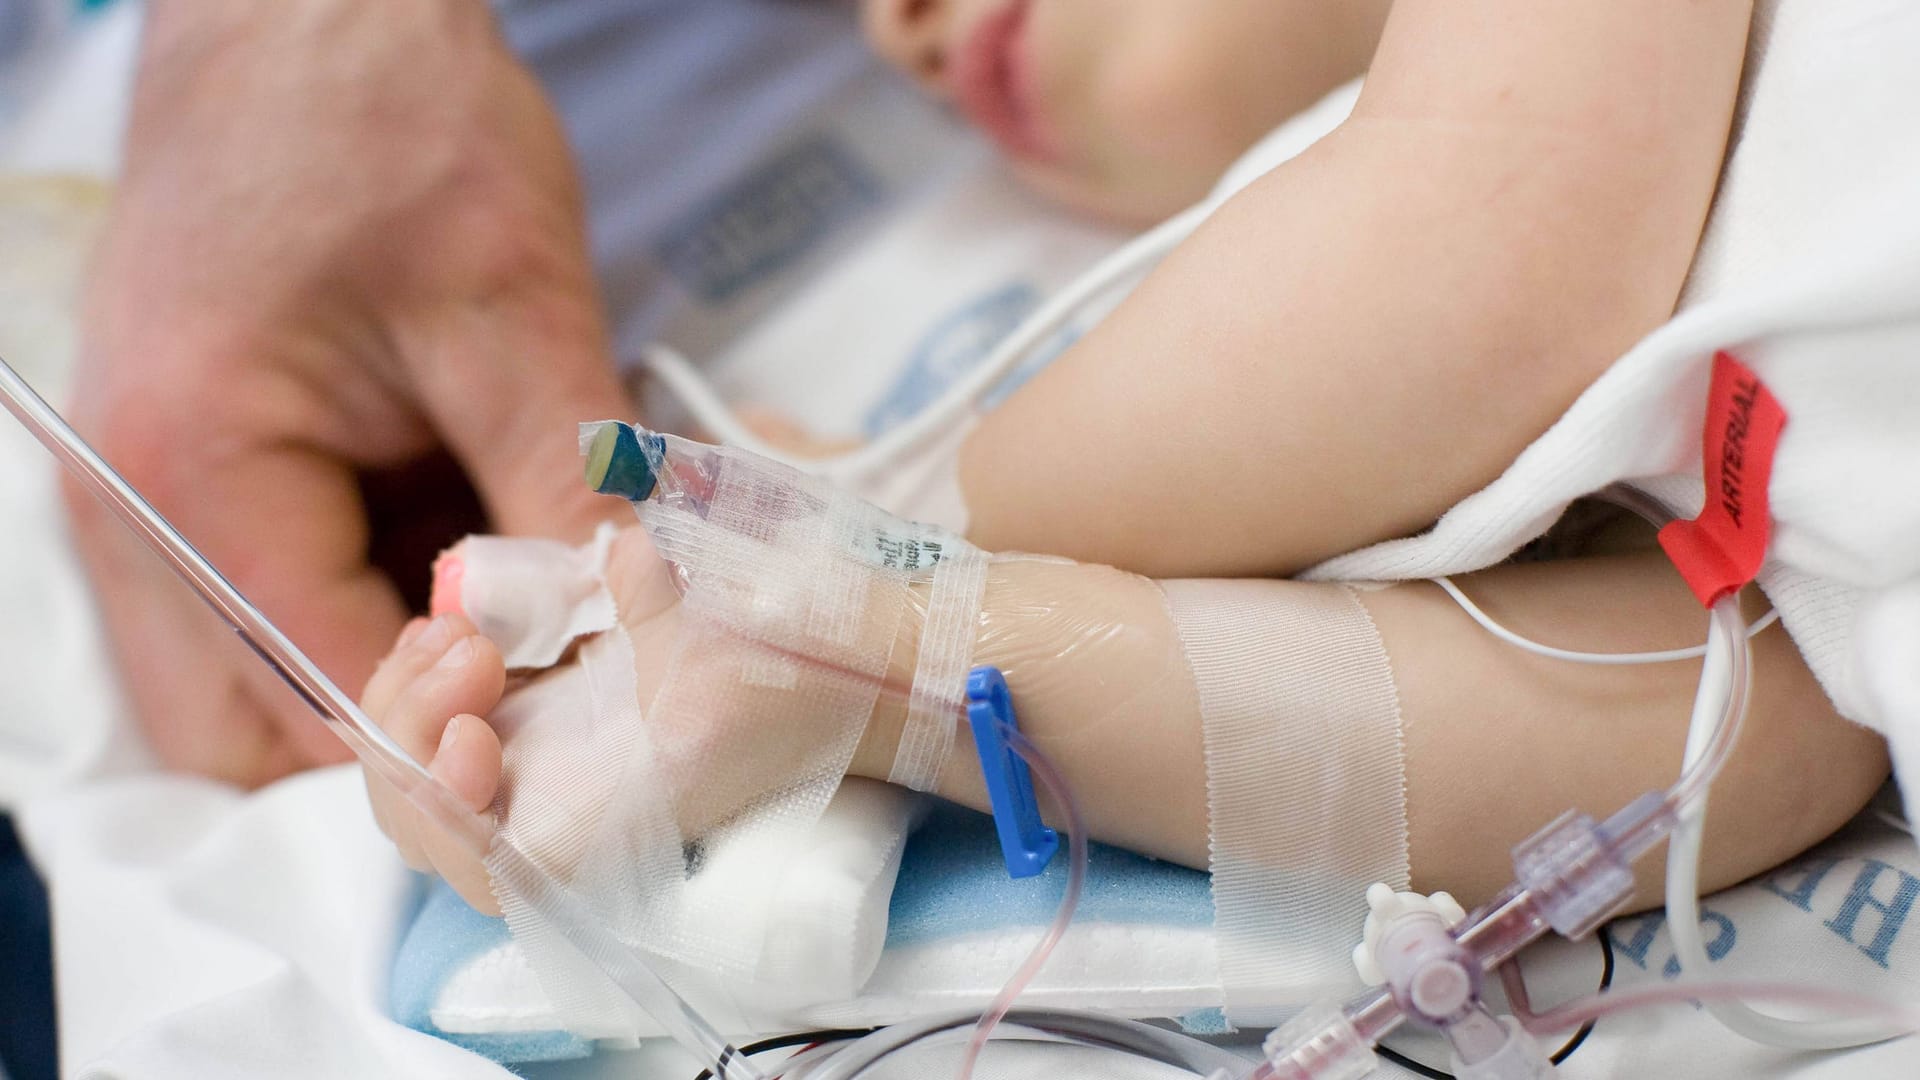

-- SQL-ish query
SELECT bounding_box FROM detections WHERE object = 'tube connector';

[1352,884,1475,1025]
[584,420,666,502]
[1512,792,1673,939]
[1261,1005,1377,1080]
[1446,1009,1555,1080]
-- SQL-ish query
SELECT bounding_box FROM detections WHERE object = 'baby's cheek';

[1090,40,1256,208]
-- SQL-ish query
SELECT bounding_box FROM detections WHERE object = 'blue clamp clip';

[966,665,1059,879]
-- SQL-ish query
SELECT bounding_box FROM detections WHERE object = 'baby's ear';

[432,526,620,670]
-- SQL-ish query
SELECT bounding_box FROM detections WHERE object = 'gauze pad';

[437,525,619,669]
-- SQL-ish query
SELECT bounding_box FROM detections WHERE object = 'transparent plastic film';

[1252,489,1787,1079]
[892,542,987,792]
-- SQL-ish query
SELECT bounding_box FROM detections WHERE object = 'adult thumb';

[422,290,640,543]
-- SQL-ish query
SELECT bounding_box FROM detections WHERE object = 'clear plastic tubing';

[1249,484,1751,1080]
[955,726,1089,1080]
[1598,482,1752,819]
[1514,977,1920,1037]
[0,354,770,1080]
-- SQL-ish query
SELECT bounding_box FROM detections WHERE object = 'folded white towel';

[1290,0,1920,806]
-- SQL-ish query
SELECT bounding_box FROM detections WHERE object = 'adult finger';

[417,267,639,547]
[65,415,409,783]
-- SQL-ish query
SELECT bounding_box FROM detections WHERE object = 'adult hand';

[64,0,634,787]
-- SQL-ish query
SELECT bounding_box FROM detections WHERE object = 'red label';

[1658,352,1788,607]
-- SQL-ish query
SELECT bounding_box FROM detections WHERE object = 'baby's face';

[862,0,1389,223]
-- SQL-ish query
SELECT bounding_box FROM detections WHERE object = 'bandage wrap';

[1164,579,1410,1023]
[891,543,988,791]
[474,430,983,1034]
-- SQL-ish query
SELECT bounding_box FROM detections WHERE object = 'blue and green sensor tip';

[585,422,666,502]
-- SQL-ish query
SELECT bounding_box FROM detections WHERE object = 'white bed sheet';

[6,3,1920,1078]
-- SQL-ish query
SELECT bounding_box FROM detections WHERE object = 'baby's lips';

[430,548,467,618]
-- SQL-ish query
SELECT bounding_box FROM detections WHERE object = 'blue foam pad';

[885,800,1213,945]
[389,878,594,1067]
[391,801,1215,1064]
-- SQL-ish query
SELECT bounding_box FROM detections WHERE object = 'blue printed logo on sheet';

[1608,908,1739,978]
[656,136,882,304]
[1762,855,1919,969]
[864,282,1083,438]
[1604,852,1919,980]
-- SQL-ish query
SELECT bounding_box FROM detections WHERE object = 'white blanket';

[1302,0,1920,800]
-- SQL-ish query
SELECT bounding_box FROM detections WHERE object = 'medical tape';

[452,523,620,670]
[490,620,685,1034]
[642,472,904,969]
[888,543,989,791]
[1163,579,1409,1023]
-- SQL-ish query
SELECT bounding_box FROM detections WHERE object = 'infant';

[363,0,1885,964]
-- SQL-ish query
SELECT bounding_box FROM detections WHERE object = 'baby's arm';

[857,550,1882,908]
[962,0,1754,577]
[366,531,1882,915]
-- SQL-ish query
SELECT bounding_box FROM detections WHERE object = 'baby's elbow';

[1647,670,1891,908]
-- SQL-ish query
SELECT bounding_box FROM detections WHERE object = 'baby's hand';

[359,525,681,914]
[361,522,861,915]
[360,612,508,914]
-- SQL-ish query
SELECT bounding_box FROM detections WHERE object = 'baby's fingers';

[363,615,466,866]
[362,613,479,722]
[359,613,509,907]
[422,713,505,915]
[385,632,506,764]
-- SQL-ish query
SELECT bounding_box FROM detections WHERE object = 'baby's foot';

[360,612,507,914]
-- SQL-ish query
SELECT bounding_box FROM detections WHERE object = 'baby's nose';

[862,0,950,90]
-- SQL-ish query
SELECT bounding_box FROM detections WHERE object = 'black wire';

[1375,1042,1455,1080]
[1547,923,1615,1065]
[688,928,1620,1079]
[692,1028,878,1080]
[1373,927,1616,1078]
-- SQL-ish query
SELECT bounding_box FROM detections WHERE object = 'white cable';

[1432,576,1779,666]
[1875,808,1914,837]
[644,200,1213,485]
[641,344,806,466]
[797,1011,1240,1080]
[779,1025,1086,1080]
[1662,617,1908,1049]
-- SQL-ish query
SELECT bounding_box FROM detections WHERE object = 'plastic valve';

[1447,1012,1555,1080]
[1261,1005,1377,1080]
